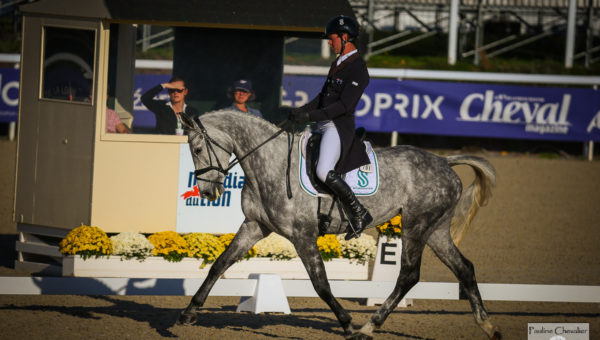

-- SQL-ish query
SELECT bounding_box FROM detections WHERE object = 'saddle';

[303,127,369,235]
[305,127,367,195]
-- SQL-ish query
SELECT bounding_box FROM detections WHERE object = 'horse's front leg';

[178,220,268,325]
[293,237,354,338]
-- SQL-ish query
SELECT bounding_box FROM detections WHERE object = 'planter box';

[224,258,368,280]
[62,256,368,280]
[62,255,211,278]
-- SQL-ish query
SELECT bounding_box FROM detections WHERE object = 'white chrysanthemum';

[254,233,298,260]
[337,234,377,264]
[110,231,154,260]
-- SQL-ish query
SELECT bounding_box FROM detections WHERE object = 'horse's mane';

[199,109,283,133]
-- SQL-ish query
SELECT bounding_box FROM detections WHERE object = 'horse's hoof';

[177,311,197,325]
[345,332,373,340]
[490,326,502,340]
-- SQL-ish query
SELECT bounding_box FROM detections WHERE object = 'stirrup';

[344,211,372,240]
[344,222,361,240]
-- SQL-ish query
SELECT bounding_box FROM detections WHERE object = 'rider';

[289,15,372,240]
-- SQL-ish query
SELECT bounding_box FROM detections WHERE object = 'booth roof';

[20,0,355,36]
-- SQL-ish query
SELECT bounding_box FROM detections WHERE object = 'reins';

[192,119,295,199]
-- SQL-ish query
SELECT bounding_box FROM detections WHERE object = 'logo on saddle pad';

[299,132,379,197]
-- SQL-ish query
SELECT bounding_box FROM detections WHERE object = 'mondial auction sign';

[176,145,245,233]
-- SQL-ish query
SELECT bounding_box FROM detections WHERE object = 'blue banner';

[0,68,19,123]
[282,75,600,142]
[4,68,600,141]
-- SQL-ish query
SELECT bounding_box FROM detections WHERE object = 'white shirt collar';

[336,49,358,66]
[167,101,187,113]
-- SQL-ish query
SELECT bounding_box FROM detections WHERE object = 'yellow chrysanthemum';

[148,231,189,262]
[184,233,225,266]
[317,234,341,261]
[59,225,113,260]
[218,233,236,248]
[376,214,402,239]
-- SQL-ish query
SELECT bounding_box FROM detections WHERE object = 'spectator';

[141,76,200,135]
[225,79,263,118]
[106,107,131,133]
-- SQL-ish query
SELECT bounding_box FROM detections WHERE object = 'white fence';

[0,277,598,303]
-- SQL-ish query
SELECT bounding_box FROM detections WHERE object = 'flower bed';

[59,214,401,280]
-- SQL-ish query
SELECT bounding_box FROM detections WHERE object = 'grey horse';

[177,110,501,340]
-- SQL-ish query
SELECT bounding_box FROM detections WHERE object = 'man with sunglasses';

[141,76,200,135]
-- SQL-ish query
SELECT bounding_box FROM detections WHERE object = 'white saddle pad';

[299,131,379,197]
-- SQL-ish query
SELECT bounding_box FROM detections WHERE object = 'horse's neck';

[209,113,284,165]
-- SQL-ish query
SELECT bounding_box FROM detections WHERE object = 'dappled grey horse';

[177,110,500,339]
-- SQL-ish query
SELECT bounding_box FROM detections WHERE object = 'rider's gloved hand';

[288,107,310,123]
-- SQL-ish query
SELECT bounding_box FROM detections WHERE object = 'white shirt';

[336,49,358,66]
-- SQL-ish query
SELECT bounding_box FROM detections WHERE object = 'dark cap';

[228,79,255,100]
[233,79,253,92]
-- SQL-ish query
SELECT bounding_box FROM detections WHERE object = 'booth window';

[42,26,95,102]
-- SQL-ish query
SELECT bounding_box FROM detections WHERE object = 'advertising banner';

[0,68,19,123]
[283,75,600,142]
[7,69,598,141]
[176,144,245,233]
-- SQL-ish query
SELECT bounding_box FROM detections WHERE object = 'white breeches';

[316,121,341,182]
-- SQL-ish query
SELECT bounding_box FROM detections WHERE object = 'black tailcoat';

[304,52,371,174]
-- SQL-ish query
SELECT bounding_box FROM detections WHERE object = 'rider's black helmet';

[324,15,359,40]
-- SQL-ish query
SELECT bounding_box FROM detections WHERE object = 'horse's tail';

[446,155,497,245]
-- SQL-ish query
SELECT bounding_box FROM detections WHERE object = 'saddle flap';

[299,131,379,197]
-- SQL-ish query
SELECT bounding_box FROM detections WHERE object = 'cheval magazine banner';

[282,75,600,142]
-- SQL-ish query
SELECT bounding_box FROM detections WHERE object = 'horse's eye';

[194,148,202,156]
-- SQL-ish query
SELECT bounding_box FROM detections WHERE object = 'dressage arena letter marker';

[380,242,397,265]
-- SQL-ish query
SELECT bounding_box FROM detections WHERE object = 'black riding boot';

[324,171,373,240]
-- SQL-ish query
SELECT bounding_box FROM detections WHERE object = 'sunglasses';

[168,88,185,94]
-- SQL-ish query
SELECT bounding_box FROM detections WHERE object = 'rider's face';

[328,33,346,54]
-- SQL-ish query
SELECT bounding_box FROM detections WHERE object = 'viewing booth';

[13,0,355,274]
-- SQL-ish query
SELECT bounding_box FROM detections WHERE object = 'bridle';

[190,119,294,198]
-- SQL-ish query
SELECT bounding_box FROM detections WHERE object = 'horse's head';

[179,113,230,201]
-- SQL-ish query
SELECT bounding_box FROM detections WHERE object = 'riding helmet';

[324,15,359,39]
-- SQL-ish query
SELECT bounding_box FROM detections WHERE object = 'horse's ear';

[180,113,199,131]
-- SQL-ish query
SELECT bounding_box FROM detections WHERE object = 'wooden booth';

[13,0,354,274]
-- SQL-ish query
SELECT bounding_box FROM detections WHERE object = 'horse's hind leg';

[178,220,268,325]
[293,238,354,338]
[358,236,426,338]
[426,225,501,339]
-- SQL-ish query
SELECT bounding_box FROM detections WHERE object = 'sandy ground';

[0,139,599,339]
